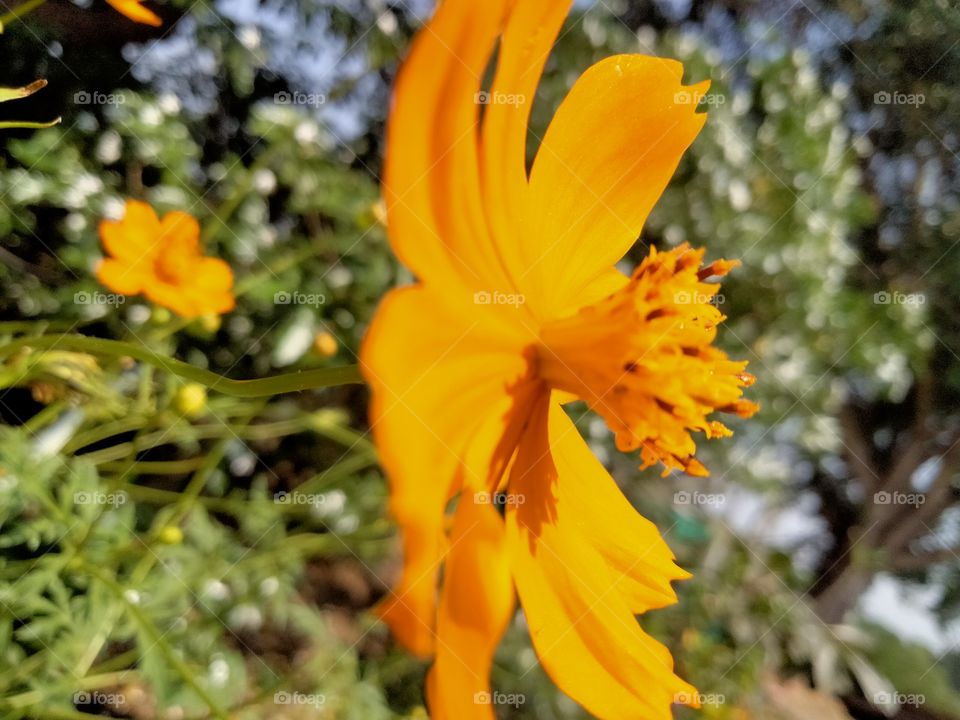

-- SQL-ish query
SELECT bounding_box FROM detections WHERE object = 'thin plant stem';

[0,334,363,395]
[0,0,49,29]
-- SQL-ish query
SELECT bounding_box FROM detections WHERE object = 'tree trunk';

[814,564,876,625]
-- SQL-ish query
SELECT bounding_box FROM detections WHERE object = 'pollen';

[538,243,758,476]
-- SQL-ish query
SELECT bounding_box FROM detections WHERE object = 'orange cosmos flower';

[105,0,162,26]
[360,1,758,718]
[97,200,235,318]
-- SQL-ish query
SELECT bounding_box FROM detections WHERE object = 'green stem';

[297,451,377,495]
[0,335,363,396]
[81,564,230,720]
[99,457,206,474]
[2,671,137,710]
[122,484,243,514]
[0,0,49,29]
[64,415,151,454]
[0,320,73,333]
[21,400,66,433]
[81,414,362,465]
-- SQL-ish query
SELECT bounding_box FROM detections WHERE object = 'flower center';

[537,244,757,476]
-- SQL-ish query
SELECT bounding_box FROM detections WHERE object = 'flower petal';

[100,199,161,262]
[194,257,234,293]
[384,0,517,297]
[105,0,162,27]
[426,496,514,719]
[144,281,205,318]
[159,211,201,256]
[520,56,708,320]
[506,399,696,718]
[96,258,148,296]
[480,0,571,269]
[361,285,533,657]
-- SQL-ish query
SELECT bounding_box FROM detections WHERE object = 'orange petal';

[183,257,235,312]
[104,0,162,26]
[544,399,690,612]
[384,0,517,298]
[505,399,696,718]
[158,211,201,256]
[520,56,708,319]
[144,281,204,318]
[100,199,161,262]
[96,257,148,296]
[480,0,572,273]
[361,285,533,657]
[426,496,514,719]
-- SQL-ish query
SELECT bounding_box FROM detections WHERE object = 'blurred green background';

[1,0,959,718]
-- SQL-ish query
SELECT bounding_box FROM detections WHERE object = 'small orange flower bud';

[313,331,338,358]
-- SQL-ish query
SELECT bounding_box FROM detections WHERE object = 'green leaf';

[0,79,47,103]
[0,80,59,130]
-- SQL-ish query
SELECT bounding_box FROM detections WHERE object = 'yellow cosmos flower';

[360,1,758,718]
[97,200,235,318]
[105,0,162,26]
